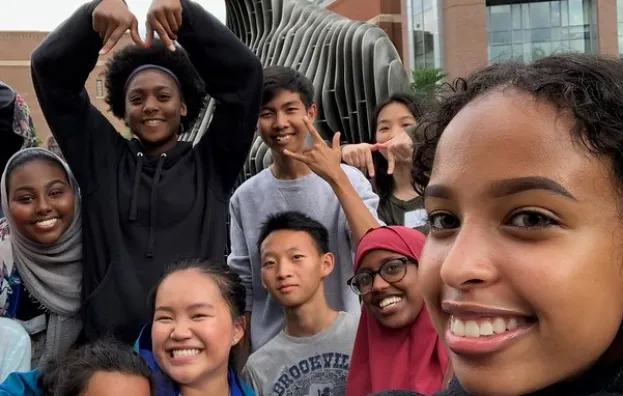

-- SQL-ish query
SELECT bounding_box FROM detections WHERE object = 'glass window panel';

[489,5,511,32]
[551,1,561,27]
[569,38,586,52]
[561,1,569,26]
[512,4,522,30]
[412,0,423,16]
[531,28,551,43]
[511,45,524,61]
[523,43,533,62]
[568,0,584,26]
[619,36,623,57]
[618,0,623,23]
[512,29,523,43]
[531,42,551,60]
[423,0,432,11]
[530,2,551,29]
[490,45,512,62]
[551,27,561,41]
[521,3,531,29]
[491,31,512,45]
[423,9,434,31]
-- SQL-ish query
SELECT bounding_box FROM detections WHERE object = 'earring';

[232,338,237,345]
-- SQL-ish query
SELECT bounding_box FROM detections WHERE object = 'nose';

[34,195,52,215]
[275,260,293,281]
[170,321,193,340]
[142,95,159,114]
[438,222,499,291]
[370,272,391,292]
[273,111,287,130]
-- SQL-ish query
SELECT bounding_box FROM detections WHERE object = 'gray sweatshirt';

[227,165,379,351]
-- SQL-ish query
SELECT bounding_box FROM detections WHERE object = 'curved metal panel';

[181,0,409,181]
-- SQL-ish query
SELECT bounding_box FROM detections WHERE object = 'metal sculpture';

[180,0,409,180]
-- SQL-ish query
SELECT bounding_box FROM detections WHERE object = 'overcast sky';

[0,0,227,32]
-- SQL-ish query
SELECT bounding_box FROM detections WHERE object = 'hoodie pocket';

[83,260,147,343]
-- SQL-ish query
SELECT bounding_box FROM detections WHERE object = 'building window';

[95,79,105,99]
[487,0,598,64]
[617,0,623,57]
[408,0,442,69]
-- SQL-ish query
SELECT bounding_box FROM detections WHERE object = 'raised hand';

[284,117,343,184]
[341,143,377,178]
[375,130,414,174]
[92,0,144,55]
[146,0,183,51]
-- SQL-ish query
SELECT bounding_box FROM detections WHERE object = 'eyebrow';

[12,179,67,194]
[425,176,576,201]
[155,303,215,313]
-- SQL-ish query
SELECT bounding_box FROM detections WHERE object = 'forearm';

[31,0,103,101]
[329,171,381,244]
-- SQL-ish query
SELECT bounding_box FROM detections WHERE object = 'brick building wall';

[324,0,405,61]
[0,31,132,146]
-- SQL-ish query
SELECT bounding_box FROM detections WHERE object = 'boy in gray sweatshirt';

[242,211,359,396]
[227,66,380,357]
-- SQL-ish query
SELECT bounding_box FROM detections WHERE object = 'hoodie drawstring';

[146,153,167,257]
[129,152,144,221]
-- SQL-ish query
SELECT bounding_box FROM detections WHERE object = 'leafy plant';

[410,67,447,100]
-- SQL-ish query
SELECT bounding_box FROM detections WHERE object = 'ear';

[180,102,188,117]
[320,252,335,278]
[306,103,317,122]
[232,316,245,345]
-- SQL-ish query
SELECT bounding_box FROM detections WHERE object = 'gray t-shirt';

[227,165,379,351]
[242,312,359,396]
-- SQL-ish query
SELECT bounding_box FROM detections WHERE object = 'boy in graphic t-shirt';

[242,211,358,396]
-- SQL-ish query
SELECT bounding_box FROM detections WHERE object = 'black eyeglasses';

[346,257,413,296]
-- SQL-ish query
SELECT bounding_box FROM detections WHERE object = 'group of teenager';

[2,0,623,396]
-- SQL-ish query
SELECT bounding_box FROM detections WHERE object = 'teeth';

[378,296,402,309]
[36,218,58,228]
[171,349,201,358]
[450,316,527,338]
[275,135,292,143]
[145,120,163,125]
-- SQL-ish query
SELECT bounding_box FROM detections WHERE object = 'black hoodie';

[31,0,262,344]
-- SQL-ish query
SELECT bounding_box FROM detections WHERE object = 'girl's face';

[358,249,423,329]
[8,159,75,245]
[420,89,623,396]
[375,102,417,148]
[125,69,187,156]
[151,269,244,388]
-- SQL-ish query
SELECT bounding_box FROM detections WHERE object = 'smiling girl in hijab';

[0,148,82,367]
[345,226,449,396]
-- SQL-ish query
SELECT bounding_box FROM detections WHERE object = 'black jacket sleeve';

[31,0,126,194]
[178,0,263,195]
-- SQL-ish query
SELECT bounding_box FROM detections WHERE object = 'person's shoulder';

[245,335,283,367]
[232,169,272,198]
[0,318,29,343]
[338,311,361,329]
[340,164,369,182]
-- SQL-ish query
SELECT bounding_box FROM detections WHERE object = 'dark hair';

[257,211,330,254]
[149,258,246,372]
[5,149,68,190]
[105,40,206,131]
[261,66,314,109]
[372,93,427,198]
[412,53,623,196]
[38,338,153,396]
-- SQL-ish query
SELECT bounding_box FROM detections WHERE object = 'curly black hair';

[371,92,428,199]
[105,40,207,130]
[412,53,623,196]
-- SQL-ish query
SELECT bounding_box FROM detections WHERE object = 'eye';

[155,316,172,322]
[428,211,460,230]
[129,96,142,104]
[292,254,304,260]
[261,260,275,268]
[402,123,415,128]
[192,314,208,320]
[354,273,373,286]
[158,94,171,101]
[286,107,298,113]
[259,112,272,118]
[383,261,404,274]
[49,189,64,198]
[17,195,34,204]
[507,209,558,228]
